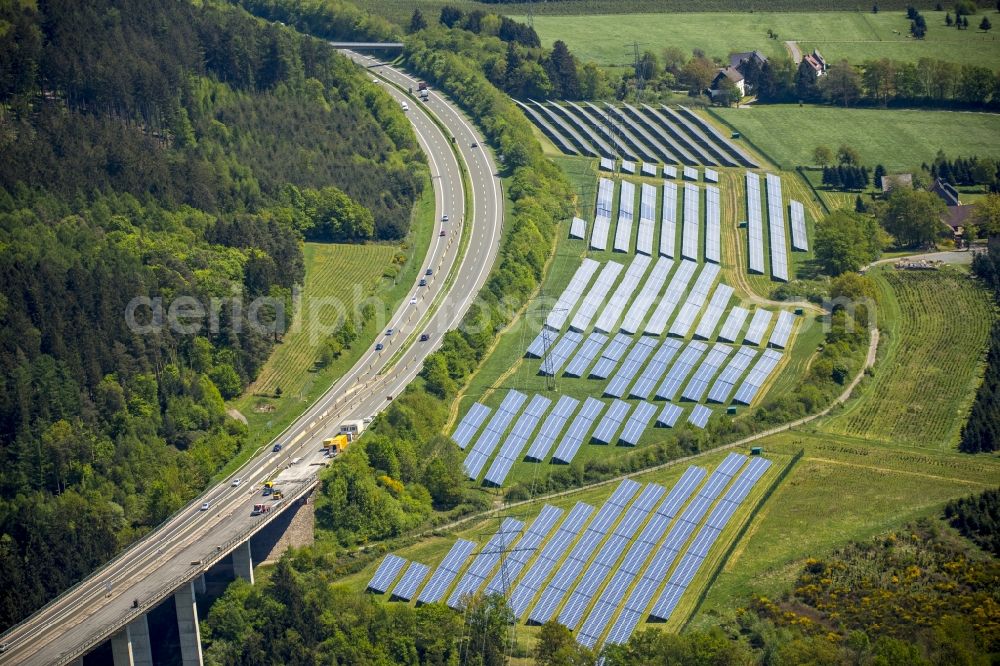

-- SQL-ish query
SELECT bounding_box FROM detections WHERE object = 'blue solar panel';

[681,344,733,403]
[718,307,749,343]
[595,255,651,333]
[547,258,600,330]
[448,518,523,609]
[390,561,430,601]
[743,309,772,346]
[657,403,684,428]
[571,261,624,332]
[591,399,633,444]
[620,257,673,334]
[619,401,658,446]
[564,332,608,378]
[464,390,528,479]
[656,341,707,400]
[745,172,765,274]
[368,554,408,593]
[540,330,583,376]
[605,336,657,398]
[768,310,795,349]
[451,403,491,449]
[630,339,683,399]
[525,395,579,462]
[590,333,634,379]
[733,349,783,405]
[508,502,594,618]
[483,394,551,486]
[417,539,477,604]
[693,283,734,340]
[552,397,605,463]
[484,505,563,596]
[707,346,757,404]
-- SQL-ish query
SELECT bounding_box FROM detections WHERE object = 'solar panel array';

[618,401,658,446]
[745,172,765,275]
[552,397,606,463]
[570,261,624,332]
[484,394,551,486]
[768,310,795,349]
[733,349,783,405]
[744,308,773,346]
[569,216,587,240]
[694,283,734,340]
[630,339,682,399]
[683,166,699,181]
[663,165,677,178]
[368,554,408,593]
[464,390,527,479]
[656,341,707,400]
[591,178,615,250]
[599,157,615,171]
[591,332,634,379]
[528,479,641,624]
[526,329,550,358]
[390,561,429,601]
[620,257,672,334]
[636,183,657,255]
[688,404,713,428]
[707,346,757,403]
[718,306,750,343]
[564,332,607,377]
[605,337,657,398]
[660,181,678,259]
[789,199,808,251]
[594,255,651,333]
[613,180,636,252]
[448,517,524,609]
[648,457,772,622]
[540,330,583,376]
[682,343,733,402]
[765,173,789,281]
[681,184,700,261]
[417,538,477,604]
[547,258,599,330]
[591,398,633,444]
[669,263,720,338]
[704,185,721,264]
[645,260,697,336]
[508,502,594,618]
[657,404,683,429]
[558,483,667,629]
[451,402,491,449]
[621,160,635,174]
[641,162,657,176]
[526,395,580,461]
[704,168,719,183]
[485,505,563,596]
[581,467,705,648]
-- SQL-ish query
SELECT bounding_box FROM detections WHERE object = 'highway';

[0,53,504,665]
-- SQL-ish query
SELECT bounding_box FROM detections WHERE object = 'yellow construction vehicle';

[322,434,350,456]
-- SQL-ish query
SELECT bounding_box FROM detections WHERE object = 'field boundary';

[704,108,782,170]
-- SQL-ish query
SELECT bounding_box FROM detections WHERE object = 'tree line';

[963,235,1000,453]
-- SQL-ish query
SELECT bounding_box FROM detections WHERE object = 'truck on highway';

[339,419,366,442]
[322,434,350,456]
[251,503,271,516]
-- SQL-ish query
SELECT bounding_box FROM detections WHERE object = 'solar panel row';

[464,390,528,479]
[766,173,789,281]
[645,260,697,336]
[768,310,795,349]
[569,216,587,240]
[682,343,734,402]
[591,399,633,444]
[707,346,757,403]
[620,257,672,335]
[693,283,734,340]
[547,257,600,330]
[618,401,658,446]
[641,162,657,176]
[525,395,580,461]
[451,402,491,450]
[390,561,430,601]
[743,308,773,346]
[613,180,636,252]
[552,397,606,464]
[669,263,720,338]
[620,160,635,174]
[527,479,641,624]
[789,199,808,251]
[656,341,708,400]
[683,166,699,181]
[590,178,615,251]
[629,339,683,400]
[570,261,624,332]
[660,181,678,259]
[368,553,408,593]
[664,165,678,178]
[564,332,608,378]
[704,168,719,183]
[594,255,651,334]
[605,337,657,398]
[508,502,594,618]
[681,183,700,261]
[448,517,524,609]
[704,185,721,264]
[485,505,563,596]
[687,404,713,429]
[636,183,657,255]
[717,306,750,343]
[745,172,765,275]
[657,403,684,427]
[599,157,614,171]
[417,539,477,604]
[733,349,783,405]
[590,332,634,379]
[539,330,583,376]
[526,329,550,358]
[483,394,552,486]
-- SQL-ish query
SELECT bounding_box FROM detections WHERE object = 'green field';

[521,11,1000,67]
[709,105,1000,171]
[821,267,995,449]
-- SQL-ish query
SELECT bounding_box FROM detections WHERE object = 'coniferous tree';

[408,8,427,33]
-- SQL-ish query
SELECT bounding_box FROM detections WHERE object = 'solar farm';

[366,453,775,651]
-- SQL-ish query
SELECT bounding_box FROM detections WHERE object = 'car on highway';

[471,141,478,148]
[425,268,433,276]
[409,297,417,304]
[401,101,409,111]
[439,230,446,237]
[419,278,427,286]
[420,334,430,341]
[200,502,210,511]
[385,328,394,335]
[272,443,282,453]
[441,214,449,222]
[231,478,241,487]
[375,342,384,351]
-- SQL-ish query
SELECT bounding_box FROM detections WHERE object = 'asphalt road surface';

[0,52,504,666]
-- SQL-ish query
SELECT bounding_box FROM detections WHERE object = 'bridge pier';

[174,581,203,666]
[195,572,207,595]
[232,540,254,584]
[110,615,153,666]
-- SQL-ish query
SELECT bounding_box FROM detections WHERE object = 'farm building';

[710,67,745,99]
[801,49,827,77]
[931,178,972,243]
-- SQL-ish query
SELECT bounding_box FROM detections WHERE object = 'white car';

[200,502,210,511]
[231,478,241,487]
[410,297,417,305]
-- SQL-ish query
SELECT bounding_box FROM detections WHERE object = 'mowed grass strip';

[521,11,1000,67]
[711,106,1000,172]
[821,267,995,449]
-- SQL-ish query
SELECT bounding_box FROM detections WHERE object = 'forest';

[0,0,424,630]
